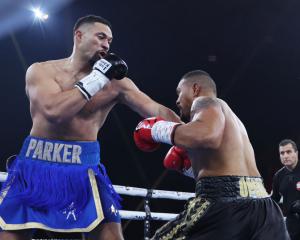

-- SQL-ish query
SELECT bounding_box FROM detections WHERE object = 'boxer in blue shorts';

[0,15,180,240]
[0,136,120,231]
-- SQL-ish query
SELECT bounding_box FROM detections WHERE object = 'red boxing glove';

[163,146,194,178]
[134,117,164,152]
[134,117,181,152]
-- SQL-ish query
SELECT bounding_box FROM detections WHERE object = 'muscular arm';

[173,97,225,149]
[115,78,181,122]
[26,63,87,123]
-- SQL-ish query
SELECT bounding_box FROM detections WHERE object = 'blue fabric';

[0,136,121,232]
[19,136,100,165]
[97,176,121,224]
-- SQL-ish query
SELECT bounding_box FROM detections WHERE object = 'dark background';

[1,0,300,239]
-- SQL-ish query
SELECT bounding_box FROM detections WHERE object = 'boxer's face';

[279,143,298,170]
[176,79,194,122]
[75,22,113,64]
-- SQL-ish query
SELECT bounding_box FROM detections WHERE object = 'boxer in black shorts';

[134,70,289,239]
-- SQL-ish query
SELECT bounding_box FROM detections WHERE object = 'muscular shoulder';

[25,61,65,96]
[191,96,221,113]
[28,59,65,74]
[26,63,43,83]
[27,60,68,84]
[27,61,54,79]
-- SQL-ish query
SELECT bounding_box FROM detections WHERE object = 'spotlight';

[32,7,49,21]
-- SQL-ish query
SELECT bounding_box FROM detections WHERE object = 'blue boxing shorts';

[0,136,121,232]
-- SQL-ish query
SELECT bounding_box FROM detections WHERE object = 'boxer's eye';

[96,33,113,45]
[97,33,105,40]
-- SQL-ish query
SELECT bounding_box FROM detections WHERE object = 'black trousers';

[286,215,300,240]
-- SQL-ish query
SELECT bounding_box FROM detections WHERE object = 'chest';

[54,71,85,91]
[53,70,119,118]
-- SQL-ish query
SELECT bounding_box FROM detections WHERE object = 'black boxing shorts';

[152,176,290,240]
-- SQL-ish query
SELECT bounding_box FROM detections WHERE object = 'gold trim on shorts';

[0,169,104,232]
[152,197,211,240]
[239,177,268,198]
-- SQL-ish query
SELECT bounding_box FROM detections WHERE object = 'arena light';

[32,7,49,21]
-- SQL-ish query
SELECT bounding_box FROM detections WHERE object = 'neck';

[199,91,216,98]
[68,51,92,74]
[286,161,298,171]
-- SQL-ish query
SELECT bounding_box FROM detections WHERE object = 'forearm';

[124,101,181,123]
[41,88,87,123]
[157,105,182,123]
[117,80,181,122]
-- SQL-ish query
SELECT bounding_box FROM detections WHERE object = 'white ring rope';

[0,172,7,182]
[119,210,177,221]
[113,185,195,200]
[0,172,193,221]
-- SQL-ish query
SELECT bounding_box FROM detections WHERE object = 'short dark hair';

[279,139,298,152]
[73,15,112,33]
[182,70,217,95]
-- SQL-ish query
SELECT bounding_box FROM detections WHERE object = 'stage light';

[32,7,48,21]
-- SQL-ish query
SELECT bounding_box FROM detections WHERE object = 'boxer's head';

[73,15,113,64]
[176,70,216,121]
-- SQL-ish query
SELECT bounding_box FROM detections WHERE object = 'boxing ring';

[0,171,195,239]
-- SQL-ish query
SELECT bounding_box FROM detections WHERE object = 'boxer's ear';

[74,29,83,42]
[192,83,201,97]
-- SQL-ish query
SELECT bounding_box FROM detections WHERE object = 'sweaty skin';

[25,22,180,141]
[0,21,180,240]
[26,62,178,141]
[174,82,260,181]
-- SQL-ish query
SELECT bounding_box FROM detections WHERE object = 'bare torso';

[189,99,261,180]
[27,58,179,142]
[29,59,120,141]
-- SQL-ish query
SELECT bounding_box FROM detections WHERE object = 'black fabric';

[195,176,265,199]
[286,215,300,240]
[271,162,300,239]
[290,200,300,214]
[152,176,290,240]
[271,162,300,214]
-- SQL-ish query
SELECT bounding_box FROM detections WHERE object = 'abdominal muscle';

[29,99,116,141]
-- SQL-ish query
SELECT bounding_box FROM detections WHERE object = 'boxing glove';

[134,117,181,152]
[164,146,194,178]
[134,117,163,152]
[75,53,128,100]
